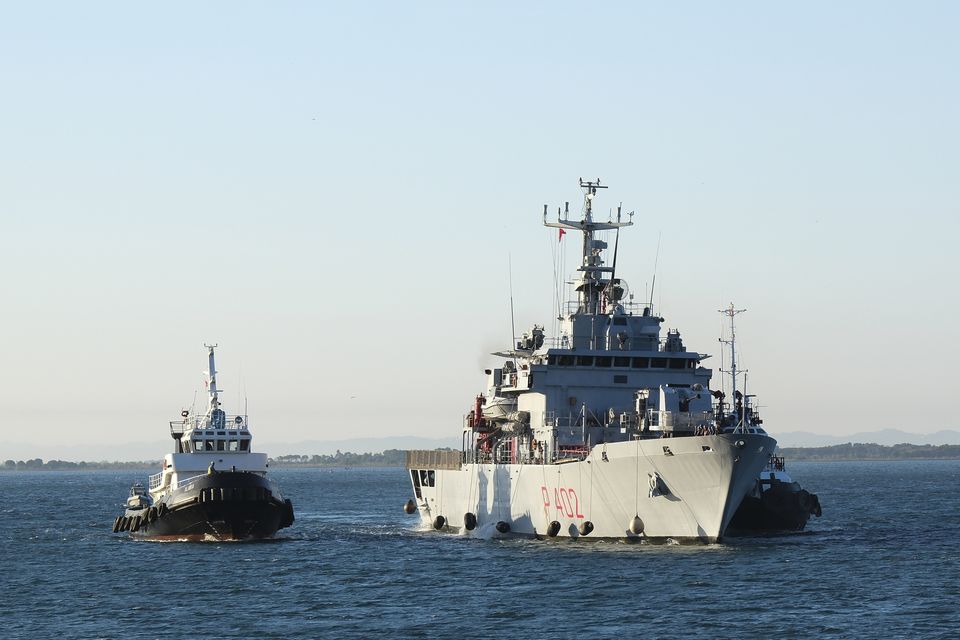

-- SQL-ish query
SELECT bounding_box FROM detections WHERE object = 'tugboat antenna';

[203,343,220,419]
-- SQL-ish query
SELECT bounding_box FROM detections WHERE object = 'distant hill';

[6,430,960,465]
[773,429,960,448]
[0,435,461,463]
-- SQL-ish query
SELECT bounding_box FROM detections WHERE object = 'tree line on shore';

[4,443,960,471]
[1,449,410,471]
[778,443,960,460]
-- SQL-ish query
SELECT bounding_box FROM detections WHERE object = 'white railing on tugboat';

[170,414,249,436]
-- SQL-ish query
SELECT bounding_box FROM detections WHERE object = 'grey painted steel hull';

[410,433,775,542]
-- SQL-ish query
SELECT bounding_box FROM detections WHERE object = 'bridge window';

[558,355,574,366]
[651,358,667,368]
[216,440,226,451]
[228,440,240,452]
[240,439,250,452]
[614,357,630,367]
[595,357,611,367]
[576,356,594,366]
[204,440,215,452]
[669,359,686,369]
[632,357,649,368]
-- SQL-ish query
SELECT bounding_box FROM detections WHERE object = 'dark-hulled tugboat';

[728,455,822,534]
[112,345,294,541]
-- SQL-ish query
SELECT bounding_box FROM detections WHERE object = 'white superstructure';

[406,179,776,542]
[147,345,269,503]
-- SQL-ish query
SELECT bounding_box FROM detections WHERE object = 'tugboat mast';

[203,343,220,422]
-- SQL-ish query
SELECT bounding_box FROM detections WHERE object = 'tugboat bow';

[112,345,294,541]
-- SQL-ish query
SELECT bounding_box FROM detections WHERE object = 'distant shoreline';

[3,443,960,470]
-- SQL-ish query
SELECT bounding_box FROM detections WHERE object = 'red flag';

[558,228,566,242]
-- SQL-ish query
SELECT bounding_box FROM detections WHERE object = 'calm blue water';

[1,461,958,639]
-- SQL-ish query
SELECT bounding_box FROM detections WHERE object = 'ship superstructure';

[112,345,294,541]
[405,179,776,542]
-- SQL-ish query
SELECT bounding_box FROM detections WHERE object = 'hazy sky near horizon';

[1,2,958,457]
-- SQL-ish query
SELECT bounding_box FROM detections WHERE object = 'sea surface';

[1,461,958,639]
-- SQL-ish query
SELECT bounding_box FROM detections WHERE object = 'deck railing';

[170,413,249,436]
[405,450,461,470]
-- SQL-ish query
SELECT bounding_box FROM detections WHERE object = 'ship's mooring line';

[509,464,523,519]
[635,435,640,515]
[540,459,550,523]
[589,453,594,522]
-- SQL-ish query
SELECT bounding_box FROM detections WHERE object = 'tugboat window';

[632,357,649,368]
[193,440,202,452]
[217,440,226,451]
[595,356,611,367]
[614,357,630,367]
[576,356,594,366]
[205,440,215,452]
[228,440,240,452]
[669,359,685,369]
[651,358,667,368]
[240,440,250,452]
[558,355,574,366]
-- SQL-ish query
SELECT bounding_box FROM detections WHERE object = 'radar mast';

[543,178,633,315]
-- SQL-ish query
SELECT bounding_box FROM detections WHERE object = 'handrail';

[170,414,249,435]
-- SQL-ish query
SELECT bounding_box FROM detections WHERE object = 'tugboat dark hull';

[727,485,821,534]
[115,472,294,541]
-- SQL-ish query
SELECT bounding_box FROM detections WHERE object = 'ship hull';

[118,472,294,541]
[409,433,775,542]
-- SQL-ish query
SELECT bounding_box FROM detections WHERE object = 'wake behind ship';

[405,179,776,542]
[112,345,294,541]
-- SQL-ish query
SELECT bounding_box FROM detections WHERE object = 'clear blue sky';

[1,2,957,458]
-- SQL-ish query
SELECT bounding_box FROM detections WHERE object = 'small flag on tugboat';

[558,228,566,242]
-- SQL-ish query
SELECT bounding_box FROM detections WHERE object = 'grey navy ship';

[405,178,779,542]
[112,345,294,541]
